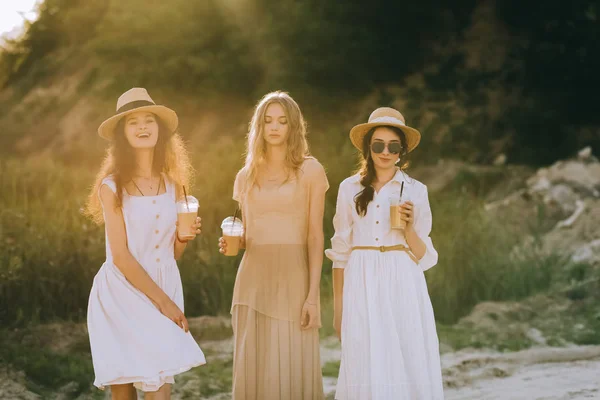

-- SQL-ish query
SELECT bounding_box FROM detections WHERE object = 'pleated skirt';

[231,304,324,400]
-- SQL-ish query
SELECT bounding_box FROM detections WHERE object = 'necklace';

[131,176,162,196]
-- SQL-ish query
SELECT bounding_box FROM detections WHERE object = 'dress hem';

[231,302,298,323]
[94,360,206,392]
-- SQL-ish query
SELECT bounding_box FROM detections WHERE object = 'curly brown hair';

[85,116,193,224]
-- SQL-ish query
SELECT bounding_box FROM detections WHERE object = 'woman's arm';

[332,267,344,340]
[174,232,188,260]
[300,160,329,330]
[100,185,189,331]
[404,214,427,259]
[400,185,439,271]
[174,216,202,260]
[306,185,327,305]
[325,180,354,340]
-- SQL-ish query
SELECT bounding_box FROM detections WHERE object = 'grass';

[0,326,101,398]
[322,361,340,378]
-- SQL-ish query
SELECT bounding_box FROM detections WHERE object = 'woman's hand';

[218,235,246,254]
[158,298,189,332]
[301,299,319,330]
[218,237,227,254]
[333,312,342,341]
[176,216,202,243]
[399,201,415,232]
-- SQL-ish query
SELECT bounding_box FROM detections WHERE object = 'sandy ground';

[442,346,600,400]
[321,339,600,400]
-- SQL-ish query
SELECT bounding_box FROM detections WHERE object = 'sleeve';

[324,181,353,269]
[232,169,246,204]
[98,176,117,204]
[414,185,438,272]
[306,158,330,194]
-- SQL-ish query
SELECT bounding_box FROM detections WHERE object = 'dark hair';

[354,126,409,216]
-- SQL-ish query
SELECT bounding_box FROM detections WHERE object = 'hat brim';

[349,122,421,153]
[98,105,179,140]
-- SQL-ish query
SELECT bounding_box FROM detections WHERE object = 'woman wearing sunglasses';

[326,107,444,399]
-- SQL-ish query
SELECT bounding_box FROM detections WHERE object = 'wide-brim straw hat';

[349,107,421,153]
[98,88,178,140]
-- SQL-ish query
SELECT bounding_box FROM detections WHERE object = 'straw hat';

[98,88,178,140]
[349,107,421,153]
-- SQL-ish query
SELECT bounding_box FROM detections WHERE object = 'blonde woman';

[86,88,205,400]
[219,91,329,399]
[326,108,444,399]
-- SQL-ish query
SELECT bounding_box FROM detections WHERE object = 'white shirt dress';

[325,170,444,400]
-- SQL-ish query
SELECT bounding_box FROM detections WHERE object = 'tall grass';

[0,148,565,327]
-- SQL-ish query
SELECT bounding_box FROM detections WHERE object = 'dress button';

[155,245,159,249]
[156,214,160,219]
[375,238,379,241]
[376,205,380,208]
[376,221,379,224]
[155,230,159,234]
[152,200,156,204]
[156,258,160,262]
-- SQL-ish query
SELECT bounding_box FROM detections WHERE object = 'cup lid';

[178,195,198,204]
[221,216,243,229]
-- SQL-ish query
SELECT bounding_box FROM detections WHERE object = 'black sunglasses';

[371,141,402,154]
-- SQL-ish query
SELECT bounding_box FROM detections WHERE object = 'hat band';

[370,116,406,126]
[117,100,156,114]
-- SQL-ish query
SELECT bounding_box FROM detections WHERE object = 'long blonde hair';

[242,91,309,194]
[85,117,193,224]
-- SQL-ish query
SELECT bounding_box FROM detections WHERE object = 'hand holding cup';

[176,195,200,242]
[398,201,415,232]
[219,216,244,256]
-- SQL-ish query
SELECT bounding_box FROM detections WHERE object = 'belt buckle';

[379,245,386,252]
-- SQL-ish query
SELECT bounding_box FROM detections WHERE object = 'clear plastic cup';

[221,216,244,256]
[389,194,406,230]
[176,196,199,240]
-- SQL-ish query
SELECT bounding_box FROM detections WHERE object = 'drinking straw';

[231,208,239,235]
[399,181,404,202]
[182,186,190,212]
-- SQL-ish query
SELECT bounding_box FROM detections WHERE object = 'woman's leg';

[144,383,171,400]
[111,384,137,400]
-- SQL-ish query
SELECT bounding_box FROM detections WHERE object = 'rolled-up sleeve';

[414,185,438,272]
[325,182,354,269]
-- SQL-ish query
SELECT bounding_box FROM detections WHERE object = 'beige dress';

[230,157,329,400]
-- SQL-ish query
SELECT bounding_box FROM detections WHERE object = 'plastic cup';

[221,216,244,256]
[176,196,199,240]
[389,196,406,230]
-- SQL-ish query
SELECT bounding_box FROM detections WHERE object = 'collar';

[349,168,407,184]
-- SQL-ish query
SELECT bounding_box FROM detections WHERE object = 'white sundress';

[325,169,444,400]
[87,174,206,391]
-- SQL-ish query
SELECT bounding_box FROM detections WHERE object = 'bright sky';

[0,0,39,40]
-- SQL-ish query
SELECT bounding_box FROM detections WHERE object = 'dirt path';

[320,342,600,400]
[442,346,600,400]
